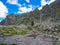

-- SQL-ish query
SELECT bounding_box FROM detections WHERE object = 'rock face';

[0,0,60,25]
[0,14,16,25]
[0,35,57,45]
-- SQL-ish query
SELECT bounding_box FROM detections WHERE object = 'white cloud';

[0,1,8,18]
[7,0,18,4]
[28,5,33,8]
[26,0,30,3]
[41,0,47,6]
[41,0,55,6]
[38,6,43,10]
[38,0,55,10]
[7,0,21,6]
[48,0,56,5]
[18,4,33,13]
[18,7,33,13]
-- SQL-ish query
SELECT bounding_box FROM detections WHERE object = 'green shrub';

[7,27,14,31]
[10,44,17,45]
[55,42,60,45]
[20,30,27,35]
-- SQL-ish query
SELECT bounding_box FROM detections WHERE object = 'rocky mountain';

[0,1,60,45]
[0,14,16,25]
[0,0,60,25]
[0,8,40,25]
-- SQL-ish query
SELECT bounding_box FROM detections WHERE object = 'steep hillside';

[0,0,60,25]
[0,8,40,25]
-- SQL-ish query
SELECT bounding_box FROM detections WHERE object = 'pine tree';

[31,21,34,26]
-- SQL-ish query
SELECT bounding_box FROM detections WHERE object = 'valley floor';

[0,25,60,45]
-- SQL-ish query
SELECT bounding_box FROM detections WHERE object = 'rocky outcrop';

[0,0,60,25]
[0,14,16,25]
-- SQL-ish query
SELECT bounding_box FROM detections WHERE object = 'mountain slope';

[0,0,60,25]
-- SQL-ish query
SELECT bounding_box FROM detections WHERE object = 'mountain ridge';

[0,0,60,25]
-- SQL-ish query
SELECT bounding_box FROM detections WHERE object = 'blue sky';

[0,0,55,21]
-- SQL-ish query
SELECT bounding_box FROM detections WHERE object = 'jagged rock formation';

[0,8,40,25]
[0,14,16,25]
[0,0,60,25]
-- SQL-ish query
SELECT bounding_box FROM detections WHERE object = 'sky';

[0,0,56,21]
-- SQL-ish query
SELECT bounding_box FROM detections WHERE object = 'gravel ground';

[0,35,57,45]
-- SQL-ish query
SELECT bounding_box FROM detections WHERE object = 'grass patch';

[20,30,27,35]
[55,42,60,45]
[0,27,28,36]
[0,43,17,45]
[0,27,19,36]
[10,44,17,45]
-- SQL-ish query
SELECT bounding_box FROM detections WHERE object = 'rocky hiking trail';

[0,32,60,45]
[0,25,60,45]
